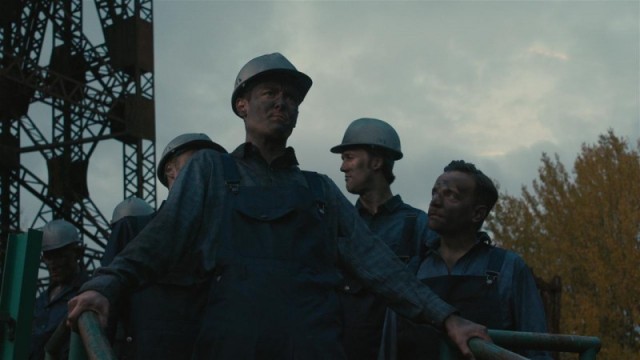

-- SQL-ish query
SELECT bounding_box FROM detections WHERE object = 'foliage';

[486,130,640,359]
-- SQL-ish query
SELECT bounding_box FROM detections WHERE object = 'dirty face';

[235,81,301,143]
[428,170,483,235]
[42,244,82,286]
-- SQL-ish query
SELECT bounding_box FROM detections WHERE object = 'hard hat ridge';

[331,118,403,160]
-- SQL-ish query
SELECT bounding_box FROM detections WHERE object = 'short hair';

[443,160,498,212]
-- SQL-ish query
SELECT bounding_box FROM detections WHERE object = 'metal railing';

[488,330,601,360]
[467,338,528,359]
[45,312,115,360]
[56,312,601,360]
[441,329,602,360]
[1,230,42,360]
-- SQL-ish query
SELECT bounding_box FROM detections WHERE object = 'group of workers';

[29,52,549,360]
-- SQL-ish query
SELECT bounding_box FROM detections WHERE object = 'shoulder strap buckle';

[302,170,326,215]
[485,270,499,285]
[484,246,507,285]
[221,154,241,194]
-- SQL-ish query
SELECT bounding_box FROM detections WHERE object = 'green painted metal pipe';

[468,338,529,360]
[1,230,42,360]
[67,316,601,360]
[488,329,601,355]
[70,330,89,360]
[75,312,116,360]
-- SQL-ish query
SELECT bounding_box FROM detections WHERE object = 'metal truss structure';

[0,0,156,281]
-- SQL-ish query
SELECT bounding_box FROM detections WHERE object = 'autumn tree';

[486,130,640,359]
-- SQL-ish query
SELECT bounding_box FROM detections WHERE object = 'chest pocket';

[221,154,332,265]
[423,247,507,328]
[233,186,299,222]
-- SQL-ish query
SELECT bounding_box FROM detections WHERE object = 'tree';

[486,130,640,359]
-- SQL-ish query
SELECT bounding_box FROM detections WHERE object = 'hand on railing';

[67,290,109,331]
[444,314,492,359]
[459,330,603,360]
[45,311,115,360]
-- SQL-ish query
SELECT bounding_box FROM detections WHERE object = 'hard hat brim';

[42,241,81,252]
[231,69,312,117]
[330,143,403,160]
[157,140,228,187]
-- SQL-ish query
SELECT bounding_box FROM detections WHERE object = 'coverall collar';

[232,142,299,169]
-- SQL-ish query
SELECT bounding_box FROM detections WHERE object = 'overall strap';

[402,213,418,257]
[221,154,241,194]
[302,171,326,215]
[485,247,507,285]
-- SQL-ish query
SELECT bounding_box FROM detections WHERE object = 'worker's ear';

[369,155,384,171]
[235,98,248,118]
[472,205,489,224]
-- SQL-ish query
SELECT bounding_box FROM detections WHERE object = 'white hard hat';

[157,133,227,187]
[232,52,312,117]
[330,118,403,160]
[41,219,81,252]
[111,197,154,224]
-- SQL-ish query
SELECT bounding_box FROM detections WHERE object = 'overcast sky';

[21,0,640,234]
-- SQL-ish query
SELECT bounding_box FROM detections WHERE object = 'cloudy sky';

[21,1,640,235]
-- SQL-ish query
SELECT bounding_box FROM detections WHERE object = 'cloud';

[527,44,570,61]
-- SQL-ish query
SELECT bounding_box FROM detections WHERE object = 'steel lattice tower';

[0,0,156,277]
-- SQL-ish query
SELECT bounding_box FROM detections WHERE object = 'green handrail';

[487,330,601,360]
[437,329,601,360]
[75,312,116,360]
[46,312,116,360]
[467,337,529,359]
[63,314,603,360]
[1,230,42,360]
